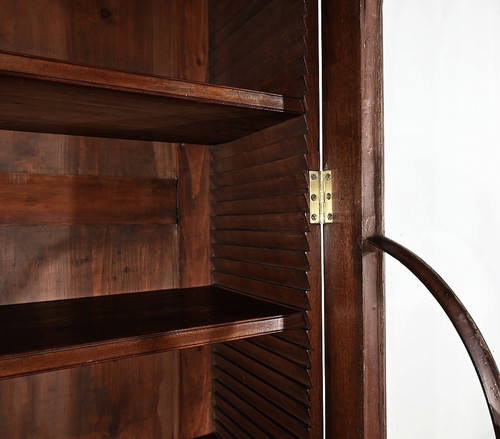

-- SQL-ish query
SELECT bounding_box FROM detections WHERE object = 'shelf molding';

[0,51,304,144]
[0,286,305,380]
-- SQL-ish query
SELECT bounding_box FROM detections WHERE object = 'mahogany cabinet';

[0,1,383,438]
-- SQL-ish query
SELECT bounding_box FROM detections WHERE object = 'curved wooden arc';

[365,235,500,437]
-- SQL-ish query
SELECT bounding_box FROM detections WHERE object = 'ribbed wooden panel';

[210,0,307,97]
[210,1,315,436]
[211,119,312,435]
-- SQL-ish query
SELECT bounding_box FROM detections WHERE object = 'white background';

[383,0,500,437]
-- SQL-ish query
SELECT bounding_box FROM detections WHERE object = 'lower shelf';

[0,286,305,380]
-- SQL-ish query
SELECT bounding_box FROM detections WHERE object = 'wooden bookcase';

[0,1,384,438]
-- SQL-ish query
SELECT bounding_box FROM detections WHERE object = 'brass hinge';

[309,170,333,224]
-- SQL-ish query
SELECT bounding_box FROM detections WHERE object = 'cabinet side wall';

[210,1,322,437]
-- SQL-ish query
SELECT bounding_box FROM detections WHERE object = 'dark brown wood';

[212,135,308,174]
[0,2,183,437]
[322,0,385,437]
[215,344,311,406]
[177,141,214,436]
[211,117,308,160]
[214,356,311,425]
[214,174,308,203]
[210,0,307,97]
[213,272,310,309]
[212,245,310,270]
[212,156,309,188]
[170,2,214,434]
[248,334,311,367]
[215,380,302,438]
[214,400,264,438]
[0,172,176,225]
[227,340,311,387]
[213,258,310,290]
[0,1,329,437]
[0,51,303,144]
[0,286,305,380]
[301,1,323,436]
[214,194,308,216]
[366,235,500,438]
[215,367,310,438]
[213,230,310,251]
[210,2,321,437]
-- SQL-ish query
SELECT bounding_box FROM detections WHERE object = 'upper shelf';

[0,286,305,380]
[0,51,304,144]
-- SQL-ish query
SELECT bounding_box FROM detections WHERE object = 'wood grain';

[0,51,303,144]
[0,173,176,225]
[0,2,181,438]
[322,0,385,437]
[0,286,305,380]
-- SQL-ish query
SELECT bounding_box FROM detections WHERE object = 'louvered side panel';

[211,116,314,437]
[210,1,321,437]
[210,0,307,97]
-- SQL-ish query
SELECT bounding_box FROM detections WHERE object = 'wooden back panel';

[210,1,322,436]
[0,1,211,438]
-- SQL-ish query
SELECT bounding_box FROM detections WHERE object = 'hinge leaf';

[309,170,333,225]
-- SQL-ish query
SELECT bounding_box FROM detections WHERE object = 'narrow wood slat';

[211,13,306,79]
[214,359,311,425]
[213,133,307,175]
[214,194,308,216]
[246,57,308,98]
[215,36,307,94]
[215,382,297,439]
[210,0,270,49]
[229,340,311,388]
[211,117,307,160]
[0,287,305,379]
[214,345,311,407]
[212,245,310,270]
[214,258,310,290]
[275,329,312,349]
[249,334,311,367]
[212,156,308,188]
[213,421,239,439]
[0,51,303,144]
[213,272,309,309]
[214,174,307,202]
[214,400,271,439]
[211,1,306,76]
[0,173,176,225]
[214,400,267,438]
[213,230,309,251]
[215,427,236,439]
[212,213,308,232]
[215,369,310,438]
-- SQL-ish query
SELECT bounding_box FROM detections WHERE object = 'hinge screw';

[311,194,317,201]
[311,174,317,180]
[326,193,332,200]
[311,214,317,221]
[325,173,331,181]
[327,213,333,221]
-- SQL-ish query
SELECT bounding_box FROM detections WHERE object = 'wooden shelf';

[0,51,303,144]
[0,286,305,379]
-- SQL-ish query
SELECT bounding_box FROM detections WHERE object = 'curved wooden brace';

[365,235,500,437]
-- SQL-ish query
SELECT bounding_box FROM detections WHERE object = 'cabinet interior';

[0,1,320,438]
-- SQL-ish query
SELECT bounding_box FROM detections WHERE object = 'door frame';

[322,0,385,437]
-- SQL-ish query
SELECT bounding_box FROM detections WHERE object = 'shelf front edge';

[0,312,305,380]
